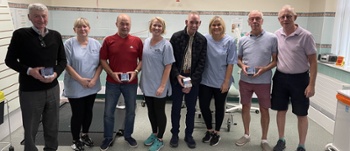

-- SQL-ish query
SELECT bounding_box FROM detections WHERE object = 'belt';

[276,70,309,75]
[182,69,191,74]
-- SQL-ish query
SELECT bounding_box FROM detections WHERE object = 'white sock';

[244,134,250,138]
[261,139,268,143]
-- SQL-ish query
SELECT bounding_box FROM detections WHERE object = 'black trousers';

[144,96,167,138]
[68,93,96,141]
[198,84,227,131]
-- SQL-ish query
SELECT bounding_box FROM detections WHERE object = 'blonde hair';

[149,17,166,34]
[74,17,90,28]
[208,16,226,35]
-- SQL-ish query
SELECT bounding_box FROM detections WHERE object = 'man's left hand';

[182,87,191,94]
[128,70,138,82]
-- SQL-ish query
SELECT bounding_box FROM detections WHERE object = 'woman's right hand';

[79,78,91,88]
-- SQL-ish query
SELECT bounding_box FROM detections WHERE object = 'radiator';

[309,73,350,134]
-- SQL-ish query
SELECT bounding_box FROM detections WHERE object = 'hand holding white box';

[183,77,192,88]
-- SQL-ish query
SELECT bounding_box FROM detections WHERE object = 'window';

[331,0,350,67]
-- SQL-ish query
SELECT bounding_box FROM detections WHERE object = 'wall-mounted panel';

[0,0,18,114]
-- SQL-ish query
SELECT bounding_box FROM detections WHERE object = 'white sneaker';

[235,135,250,146]
[116,104,125,109]
[261,142,272,151]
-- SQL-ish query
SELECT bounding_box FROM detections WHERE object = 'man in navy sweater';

[5,3,66,151]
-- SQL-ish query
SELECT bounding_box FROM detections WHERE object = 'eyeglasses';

[38,36,46,47]
[279,15,293,20]
[248,17,262,22]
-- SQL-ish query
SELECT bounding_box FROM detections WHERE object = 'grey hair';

[279,5,297,16]
[248,10,264,18]
[28,3,48,13]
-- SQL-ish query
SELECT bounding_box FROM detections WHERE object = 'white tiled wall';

[11,8,312,40]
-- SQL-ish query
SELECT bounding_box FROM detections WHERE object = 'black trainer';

[202,131,212,143]
[273,139,286,151]
[184,135,196,149]
[125,137,138,147]
[210,133,221,146]
[170,135,179,148]
[80,134,94,147]
[296,146,306,151]
[100,138,113,151]
[71,140,84,151]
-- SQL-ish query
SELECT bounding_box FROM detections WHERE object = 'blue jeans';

[103,82,137,139]
[171,83,199,137]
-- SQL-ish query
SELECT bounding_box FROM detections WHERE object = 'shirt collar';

[185,26,196,37]
[281,24,300,37]
[31,26,49,36]
[250,30,265,37]
[293,24,301,35]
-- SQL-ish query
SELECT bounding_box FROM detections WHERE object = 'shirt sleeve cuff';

[27,67,32,75]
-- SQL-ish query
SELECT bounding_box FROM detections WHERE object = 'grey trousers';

[19,85,59,151]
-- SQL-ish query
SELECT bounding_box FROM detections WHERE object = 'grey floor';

[1,99,333,151]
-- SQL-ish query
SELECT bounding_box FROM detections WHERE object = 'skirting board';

[309,105,334,134]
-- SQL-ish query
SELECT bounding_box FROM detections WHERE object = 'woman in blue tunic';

[199,16,238,146]
[63,17,102,151]
[140,17,175,151]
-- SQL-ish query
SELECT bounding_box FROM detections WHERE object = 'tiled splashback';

[318,63,350,84]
